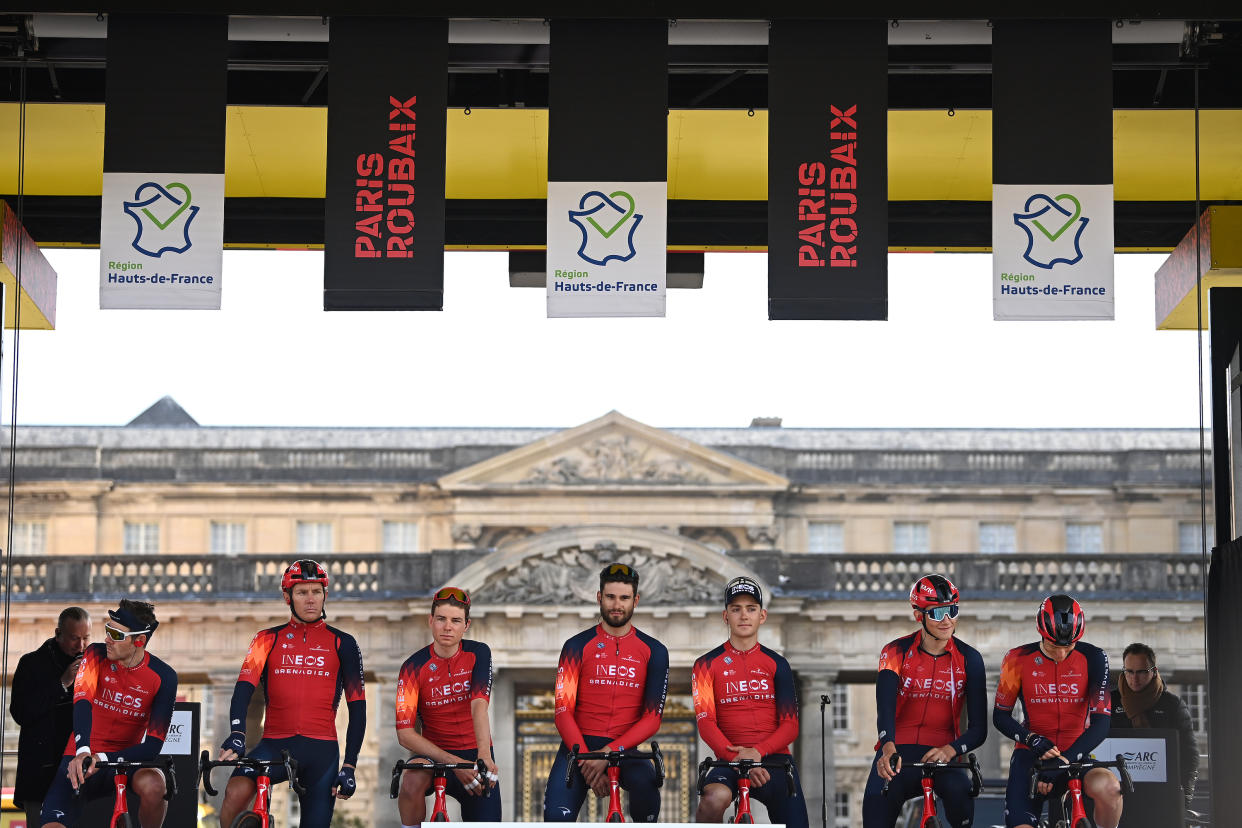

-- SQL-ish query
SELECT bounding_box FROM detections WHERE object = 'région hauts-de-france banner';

[992,20,1113,321]
[992,184,1114,320]
[99,14,226,309]
[100,173,225,309]
[546,182,667,317]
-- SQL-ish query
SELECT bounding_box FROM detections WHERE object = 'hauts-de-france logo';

[568,190,643,266]
[123,181,199,257]
[1012,193,1088,269]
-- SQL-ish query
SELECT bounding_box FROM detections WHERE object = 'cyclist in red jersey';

[693,577,808,828]
[863,574,987,828]
[218,560,366,828]
[543,563,669,822]
[994,595,1123,828]
[395,586,500,826]
[41,600,177,828]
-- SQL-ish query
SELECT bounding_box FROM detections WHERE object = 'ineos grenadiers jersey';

[554,625,669,753]
[692,641,799,758]
[64,643,178,761]
[874,631,987,753]
[395,640,493,751]
[229,618,367,763]
[993,640,1111,761]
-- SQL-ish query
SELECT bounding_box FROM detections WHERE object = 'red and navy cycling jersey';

[230,617,366,762]
[692,641,799,758]
[554,625,669,753]
[396,640,493,751]
[993,640,1111,761]
[874,631,987,753]
[65,643,178,761]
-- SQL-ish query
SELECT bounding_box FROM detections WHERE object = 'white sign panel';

[992,184,1114,321]
[547,181,666,318]
[1093,737,1167,783]
[100,172,224,309]
[159,709,194,756]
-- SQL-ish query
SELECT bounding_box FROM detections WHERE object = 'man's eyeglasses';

[433,587,470,606]
[1123,668,1156,677]
[103,624,151,642]
[923,604,960,621]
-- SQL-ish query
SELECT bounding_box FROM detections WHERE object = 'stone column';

[373,671,405,828]
[491,669,516,820]
[975,672,1004,779]
[798,672,835,828]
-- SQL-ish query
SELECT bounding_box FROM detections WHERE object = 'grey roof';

[126,396,200,428]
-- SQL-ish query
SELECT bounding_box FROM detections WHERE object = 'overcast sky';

[0,249,1208,430]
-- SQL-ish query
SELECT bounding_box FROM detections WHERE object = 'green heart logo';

[140,182,193,230]
[1031,193,1082,242]
[584,191,636,239]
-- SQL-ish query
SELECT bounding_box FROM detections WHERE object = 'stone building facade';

[0,405,1210,825]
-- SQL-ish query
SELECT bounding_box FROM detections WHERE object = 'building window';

[1178,682,1208,734]
[296,521,333,555]
[382,521,420,553]
[11,521,46,555]
[979,522,1016,554]
[893,521,930,554]
[1178,521,1214,555]
[1065,523,1103,555]
[833,792,851,828]
[808,521,844,554]
[123,522,160,555]
[210,522,246,555]
[831,683,849,731]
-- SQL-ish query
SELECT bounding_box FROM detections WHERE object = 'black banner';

[324,17,447,311]
[104,15,227,174]
[767,20,887,320]
[548,20,667,182]
[993,21,1112,185]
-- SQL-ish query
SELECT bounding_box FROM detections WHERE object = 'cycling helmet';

[909,574,959,611]
[1036,594,1085,646]
[281,559,330,591]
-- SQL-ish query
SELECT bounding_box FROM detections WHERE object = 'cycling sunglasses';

[604,563,638,580]
[433,586,471,606]
[923,604,960,621]
[103,623,152,641]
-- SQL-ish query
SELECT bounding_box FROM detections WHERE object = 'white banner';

[159,709,194,756]
[992,184,1113,321]
[100,172,224,309]
[547,181,666,318]
[1093,737,1168,783]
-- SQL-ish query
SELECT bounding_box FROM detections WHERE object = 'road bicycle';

[696,755,797,824]
[388,756,491,822]
[1027,755,1134,828]
[74,755,178,828]
[881,753,982,828]
[200,749,305,828]
[564,743,665,823]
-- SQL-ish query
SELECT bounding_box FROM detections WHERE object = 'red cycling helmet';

[281,559,330,591]
[909,573,960,611]
[1036,594,1085,646]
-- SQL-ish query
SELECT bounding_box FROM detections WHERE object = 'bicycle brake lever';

[652,742,665,788]
[164,760,179,800]
[199,751,219,797]
[566,745,580,788]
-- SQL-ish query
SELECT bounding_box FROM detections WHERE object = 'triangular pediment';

[438,411,789,490]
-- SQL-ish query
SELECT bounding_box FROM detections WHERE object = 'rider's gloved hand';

[334,766,356,799]
[219,732,246,758]
[1023,732,1054,756]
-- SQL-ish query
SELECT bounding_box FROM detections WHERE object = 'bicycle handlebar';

[881,753,982,799]
[1027,754,1134,800]
[565,743,666,789]
[76,756,178,801]
[199,749,306,798]
[697,755,796,797]
[388,757,488,799]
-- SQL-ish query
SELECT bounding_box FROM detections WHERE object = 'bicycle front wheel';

[607,814,623,823]
[231,812,264,828]
[921,817,945,828]
[1072,819,1092,828]
[433,815,449,822]
[737,814,754,824]
[114,815,136,828]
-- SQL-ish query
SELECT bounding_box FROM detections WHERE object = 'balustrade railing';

[0,551,1206,602]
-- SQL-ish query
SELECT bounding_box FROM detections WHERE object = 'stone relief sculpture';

[480,542,722,605]
[524,436,711,485]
